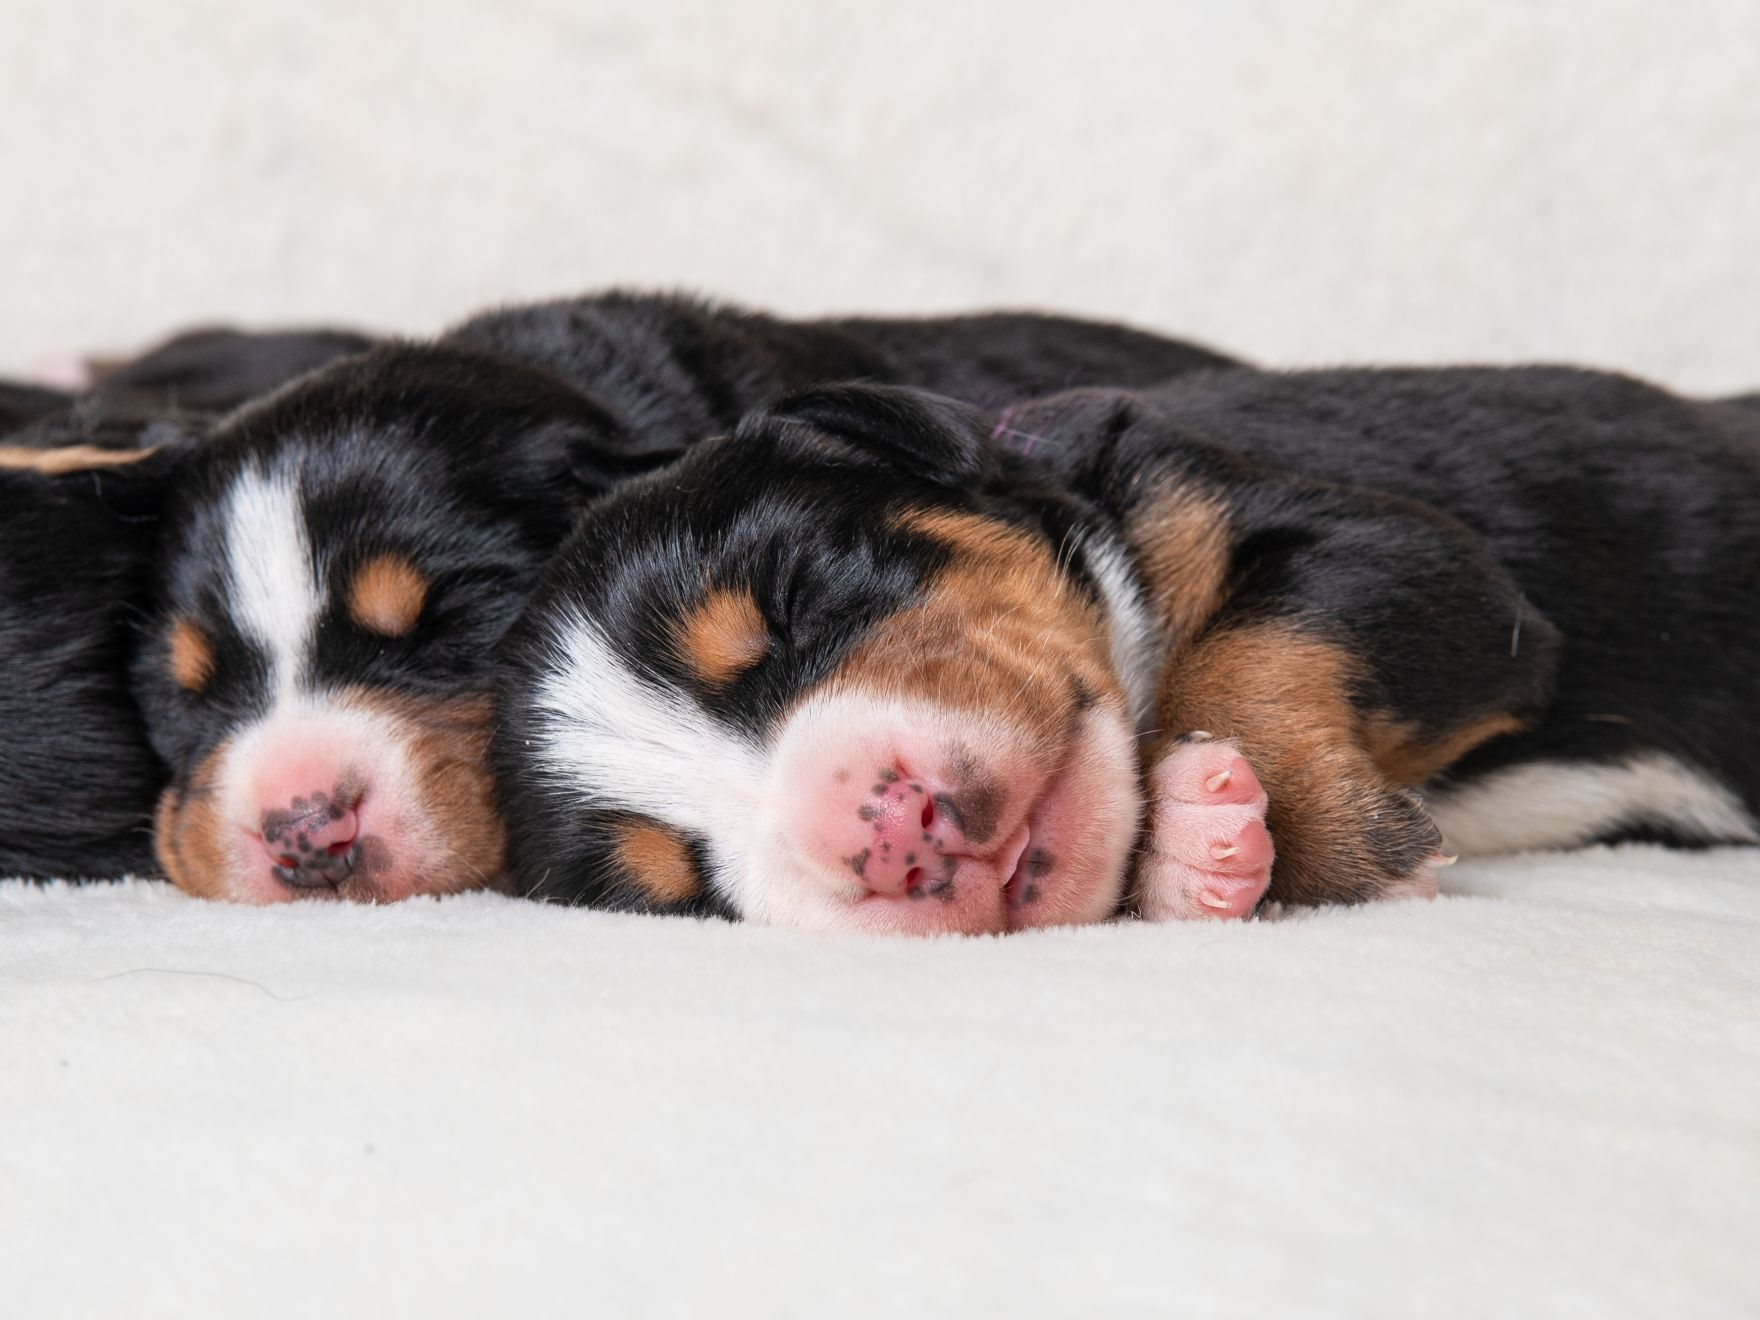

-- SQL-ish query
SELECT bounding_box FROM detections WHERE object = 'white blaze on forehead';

[221,463,322,698]
[533,611,765,892]
[1081,530,1161,732]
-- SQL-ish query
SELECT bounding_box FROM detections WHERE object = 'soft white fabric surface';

[3,850,1757,1318]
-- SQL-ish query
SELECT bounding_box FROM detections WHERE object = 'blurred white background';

[6,0,1759,390]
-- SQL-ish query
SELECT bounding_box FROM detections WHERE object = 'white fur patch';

[1081,530,1160,732]
[1427,753,1760,855]
[221,463,321,699]
[531,611,765,900]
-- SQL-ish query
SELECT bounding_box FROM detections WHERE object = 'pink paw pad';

[1139,734,1274,922]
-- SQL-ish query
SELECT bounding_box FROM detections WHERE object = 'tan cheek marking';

[1127,480,1233,652]
[0,443,159,474]
[168,619,216,692]
[154,749,232,899]
[347,554,429,638]
[359,689,508,894]
[676,588,768,685]
[615,823,703,907]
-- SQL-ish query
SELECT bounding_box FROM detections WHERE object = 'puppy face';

[136,345,620,903]
[496,385,1158,935]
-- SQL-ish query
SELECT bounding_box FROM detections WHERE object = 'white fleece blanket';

[3,847,1755,1318]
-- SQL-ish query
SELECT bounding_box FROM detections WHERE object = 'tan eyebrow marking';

[347,553,429,638]
[169,618,216,692]
[675,587,769,686]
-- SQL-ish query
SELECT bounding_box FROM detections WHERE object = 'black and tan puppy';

[0,327,373,881]
[135,294,1234,902]
[491,368,1759,933]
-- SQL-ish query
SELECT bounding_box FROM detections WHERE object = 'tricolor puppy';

[0,328,371,880]
[493,367,1760,933]
[138,296,1233,903]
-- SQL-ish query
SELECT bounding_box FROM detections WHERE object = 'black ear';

[561,429,691,492]
[746,383,994,488]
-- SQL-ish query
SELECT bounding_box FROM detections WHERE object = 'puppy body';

[0,448,182,878]
[494,367,1759,932]
[1018,367,1759,911]
[141,295,1235,902]
[448,292,1236,470]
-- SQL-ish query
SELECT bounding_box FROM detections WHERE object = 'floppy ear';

[747,383,994,488]
[561,429,691,492]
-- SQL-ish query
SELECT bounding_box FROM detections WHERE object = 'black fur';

[85,325,375,417]
[0,449,188,878]
[447,291,1235,477]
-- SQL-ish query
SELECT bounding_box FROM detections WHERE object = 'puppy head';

[495,384,1158,935]
[136,344,625,904]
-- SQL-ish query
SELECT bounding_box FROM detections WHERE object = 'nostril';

[921,800,935,829]
[325,839,354,858]
[904,866,924,892]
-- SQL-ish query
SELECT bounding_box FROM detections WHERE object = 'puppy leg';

[1137,485,1560,915]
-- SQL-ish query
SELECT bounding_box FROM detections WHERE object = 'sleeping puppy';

[491,368,1759,932]
[137,296,1234,903]
[0,442,188,879]
[0,328,372,882]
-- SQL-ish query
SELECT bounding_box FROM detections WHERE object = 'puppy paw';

[1137,733,1275,921]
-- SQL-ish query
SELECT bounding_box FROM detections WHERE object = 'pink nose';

[257,793,361,889]
[853,772,985,898]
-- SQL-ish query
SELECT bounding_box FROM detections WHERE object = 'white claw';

[1204,768,1233,792]
[1210,843,1240,860]
[1198,890,1231,909]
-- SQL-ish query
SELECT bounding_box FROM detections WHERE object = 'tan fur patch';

[676,588,768,685]
[153,748,231,898]
[1127,480,1233,652]
[615,823,703,906]
[168,619,215,692]
[825,508,1123,768]
[1364,711,1527,786]
[376,690,508,894]
[347,554,429,638]
[1151,622,1439,906]
[0,443,158,475]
